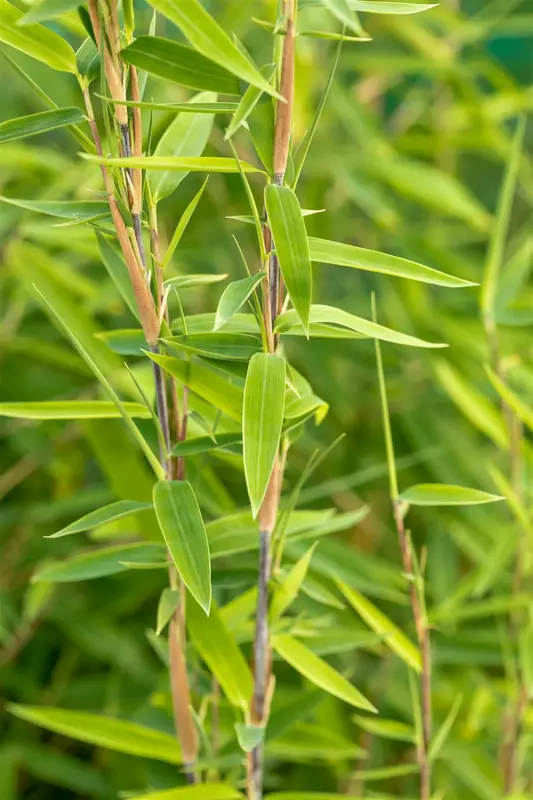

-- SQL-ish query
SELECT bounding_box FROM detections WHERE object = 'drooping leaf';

[47,501,154,539]
[243,353,286,517]
[146,352,244,421]
[164,332,261,361]
[0,0,77,72]
[0,401,151,420]
[0,195,109,220]
[0,108,85,144]
[225,64,275,140]
[153,480,211,613]
[322,0,365,35]
[121,36,241,94]
[7,705,182,763]
[337,580,422,672]
[276,304,446,348]
[33,543,166,582]
[272,634,376,712]
[309,237,477,288]
[156,588,180,635]
[214,272,266,331]
[149,92,216,202]
[400,484,504,507]
[146,0,280,98]
[265,184,312,334]
[187,598,253,709]
[83,154,261,173]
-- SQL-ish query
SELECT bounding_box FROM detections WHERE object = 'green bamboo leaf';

[149,92,216,202]
[0,0,77,73]
[156,588,180,635]
[161,178,209,270]
[31,286,164,478]
[235,723,265,753]
[133,786,243,800]
[353,715,415,742]
[0,108,85,144]
[153,480,211,613]
[481,115,526,321]
[46,501,153,539]
[214,273,266,331]
[0,401,151,420]
[486,367,533,434]
[120,36,240,95]
[20,0,80,23]
[146,0,281,99]
[303,0,437,12]
[146,352,244,421]
[271,543,317,621]
[400,484,504,507]
[0,195,109,220]
[34,543,166,582]
[265,184,312,334]
[276,305,446,348]
[272,634,376,712]
[322,0,365,35]
[164,273,227,289]
[434,360,508,449]
[225,64,275,141]
[429,695,463,761]
[164,333,261,361]
[187,598,253,709]
[337,579,422,672]
[243,353,286,518]
[7,705,182,763]
[309,238,477,288]
[170,433,242,458]
[82,154,261,173]
[102,97,238,114]
[97,233,140,320]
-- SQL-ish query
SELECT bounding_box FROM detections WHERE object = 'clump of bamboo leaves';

[1,0,531,799]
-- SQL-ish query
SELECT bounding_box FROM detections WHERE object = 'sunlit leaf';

[272,634,376,711]
[265,184,312,334]
[82,154,261,173]
[400,484,504,507]
[322,0,365,35]
[0,108,85,144]
[47,501,153,539]
[164,332,261,361]
[153,480,211,613]
[156,588,180,635]
[0,0,77,73]
[34,543,166,582]
[243,353,286,517]
[0,401,150,420]
[214,272,266,331]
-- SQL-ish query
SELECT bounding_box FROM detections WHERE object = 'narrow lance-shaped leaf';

[0,401,151,420]
[265,184,312,334]
[225,64,275,141]
[153,480,211,614]
[337,579,422,672]
[309,237,477,288]
[20,0,81,23]
[322,0,366,35]
[161,178,208,270]
[0,0,77,73]
[34,543,166,582]
[243,353,286,518]
[272,634,376,712]
[276,304,446,348]
[132,786,243,800]
[121,36,241,95]
[271,543,317,620]
[486,366,533,434]
[302,0,438,12]
[149,92,216,203]
[146,0,281,99]
[214,272,266,331]
[187,598,253,709]
[481,115,526,321]
[0,195,109,220]
[400,484,504,507]
[156,588,180,635]
[0,108,86,144]
[47,501,153,539]
[7,705,182,764]
[82,154,261,173]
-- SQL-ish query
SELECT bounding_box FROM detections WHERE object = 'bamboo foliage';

[0,1,531,800]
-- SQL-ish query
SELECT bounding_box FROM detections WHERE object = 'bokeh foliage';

[0,1,532,798]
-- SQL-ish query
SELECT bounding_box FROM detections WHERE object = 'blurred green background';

[1,1,533,797]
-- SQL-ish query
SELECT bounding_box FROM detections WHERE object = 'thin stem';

[393,503,431,800]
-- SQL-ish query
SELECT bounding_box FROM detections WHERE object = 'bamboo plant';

[0,1,531,799]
